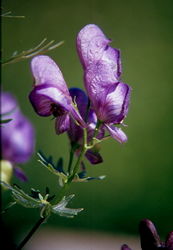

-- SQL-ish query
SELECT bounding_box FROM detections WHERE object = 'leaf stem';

[16,217,46,250]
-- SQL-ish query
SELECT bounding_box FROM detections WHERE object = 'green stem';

[67,145,75,175]
[91,120,102,144]
[16,217,46,250]
[68,128,87,181]
[54,121,102,205]
[53,182,70,204]
[54,128,88,204]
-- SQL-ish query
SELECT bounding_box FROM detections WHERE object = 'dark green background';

[2,0,173,243]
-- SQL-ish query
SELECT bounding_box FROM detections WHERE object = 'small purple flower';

[68,88,103,164]
[139,219,173,250]
[120,219,173,250]
[77,24,131,143]
[1,92,35,181]
[29,55,86,134]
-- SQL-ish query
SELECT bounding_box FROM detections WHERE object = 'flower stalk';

[16,217,46,250]
[69,127,88,181]
[54,127,88,204]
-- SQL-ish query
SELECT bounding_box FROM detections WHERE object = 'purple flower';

[68,88,103,164]
[77,24,131,143]
[1,92,35,181]
[29,55,86,134]
[120,219,173,250]
[139,219,173,250]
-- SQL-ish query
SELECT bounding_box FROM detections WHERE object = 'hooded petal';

[29,84,71,116]
[97,82,131,123]
[55,113,70,135]
[77,24,121,78]
[31,55,69,95]
[77,24,109,68]
[77,24,121,112]
[105,124,127,143]
[139,219,162,250]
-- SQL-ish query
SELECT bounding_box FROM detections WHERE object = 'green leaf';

[37,152,67,185]
[73,174,106,183]
[52,194,83,218]
[1,181,41,208]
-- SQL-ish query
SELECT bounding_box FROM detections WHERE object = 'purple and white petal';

[29,84,71,116]
[97,82,131,123]
[77,24,111,68]
[55,113,70,135]
[31,55,69,95]
[105,124,127,143]
[77,24,131,131]
[84,46,121,92]
[77,24,122,114]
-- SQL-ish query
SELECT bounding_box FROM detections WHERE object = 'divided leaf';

[52,194,83,218]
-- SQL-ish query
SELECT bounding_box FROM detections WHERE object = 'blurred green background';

[2,0,173,245]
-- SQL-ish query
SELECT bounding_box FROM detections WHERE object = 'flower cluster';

[1,92,35,181]
[29,24,131,165]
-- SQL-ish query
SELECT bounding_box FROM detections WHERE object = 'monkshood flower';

[1,92,35,181]
[29,55,86,134]
[77,24,131,143]
[121,219,173,250]
[68,87,103,164]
